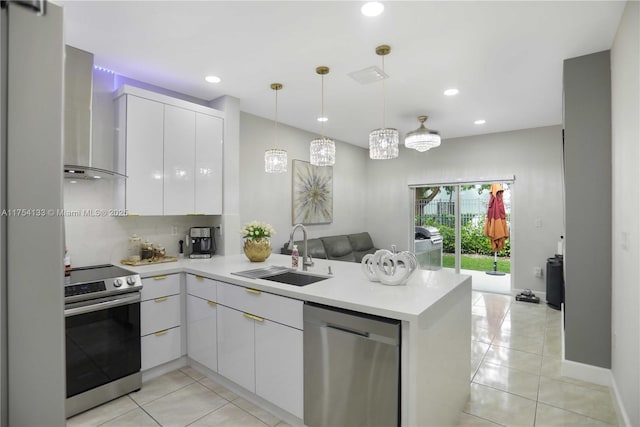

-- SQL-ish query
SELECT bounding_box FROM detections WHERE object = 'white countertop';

[121,254,471,323]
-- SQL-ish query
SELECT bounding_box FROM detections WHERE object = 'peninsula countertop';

[120,253,471,324]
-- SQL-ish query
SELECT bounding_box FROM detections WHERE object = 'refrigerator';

[1,1,66,426]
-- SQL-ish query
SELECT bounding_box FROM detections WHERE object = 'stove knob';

[126,277,136,286]
[114,279,123,288]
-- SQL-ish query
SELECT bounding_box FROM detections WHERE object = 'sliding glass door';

[413,181,512,293]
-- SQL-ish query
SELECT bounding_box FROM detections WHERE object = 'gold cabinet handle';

[195,275,205,281]
[153,275,167,280]
[154,329,169,336]
[207,300,217,307]
[154,296,168,302]
[186,213,204,216]
[245,288,261,295]
[127,213,140,216]
[243,312,264,322]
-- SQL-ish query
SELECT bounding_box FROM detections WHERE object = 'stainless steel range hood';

[64,45,125,180]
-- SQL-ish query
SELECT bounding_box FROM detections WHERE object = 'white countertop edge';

[118,254,471,323]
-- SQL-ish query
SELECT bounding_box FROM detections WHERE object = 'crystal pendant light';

[404,116,441,152]
[369,45,399,160]
[265,83,287,173]
[310,66,335,166]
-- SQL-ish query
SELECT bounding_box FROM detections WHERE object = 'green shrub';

[417,217,510,257]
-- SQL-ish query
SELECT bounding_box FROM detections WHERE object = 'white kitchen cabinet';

[216,281,303,417]
[187,294,218,372]
[115,85,223,216]
[123,95,164,215]
[163,105,196,215]
[217,305,255,392]
[186,274,218,301]
[255,319,303,418]
[140,273,182,371]
[141,327,181,371]
[141,294,181,336]
[195,113,223,214]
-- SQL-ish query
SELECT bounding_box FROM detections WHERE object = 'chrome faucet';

[288,223,314,271]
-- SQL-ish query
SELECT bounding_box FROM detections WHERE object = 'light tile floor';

[460,291,620,427]
[68,291,620,426]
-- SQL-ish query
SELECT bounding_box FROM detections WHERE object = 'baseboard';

[141,356,188,383]
[610,374,632,427]
[561,359,612,386]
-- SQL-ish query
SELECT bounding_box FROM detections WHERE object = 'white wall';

[611,1,639,425]
[239,112,369,252]
[64,179,219,266]
[365,125,564,293]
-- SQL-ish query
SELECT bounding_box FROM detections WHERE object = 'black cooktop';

[68,264,137,285]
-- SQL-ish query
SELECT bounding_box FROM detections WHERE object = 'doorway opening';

[412,181,513,294]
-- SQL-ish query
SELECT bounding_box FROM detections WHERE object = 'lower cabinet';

[217,304,303,418]
[141,326,181,371]
[217,305,256,392]
[187,294,218,372]
[140,274,182,371]
[255,317,303,418]
[183,275,304,419]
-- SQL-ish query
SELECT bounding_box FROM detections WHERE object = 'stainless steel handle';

[327,324,370,338]
[64,293,140,317]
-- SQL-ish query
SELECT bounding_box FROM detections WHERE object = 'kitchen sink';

[261,271,329,286]
[231,266,329,286]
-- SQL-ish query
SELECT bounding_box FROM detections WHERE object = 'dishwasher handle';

[327,323,370,338]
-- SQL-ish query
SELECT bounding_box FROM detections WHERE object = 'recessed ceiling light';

[361,2,384,17]
[317,116,328,122]
[205,75,221,84]
[70,180,77,184]
[444,88,459,96]
[474,119,486,125]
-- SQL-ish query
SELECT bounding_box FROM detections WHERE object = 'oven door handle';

[64,293,141,317]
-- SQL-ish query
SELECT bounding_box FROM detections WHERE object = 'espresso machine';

[188,227,215,259]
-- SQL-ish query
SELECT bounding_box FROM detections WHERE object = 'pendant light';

[310,66,336,166]
[404,116,441,152]
[264,83,287,173]
[369,44,399,160]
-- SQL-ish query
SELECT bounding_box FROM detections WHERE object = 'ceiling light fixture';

[310,66,336,167]
[265,83,287,173]
[404,116,441,152]
[444,88,459,96]
[369,45,398,160]
[205,75,221,83]
[317,116,328,122]
[474,119,486,125]
[361,2,384,17]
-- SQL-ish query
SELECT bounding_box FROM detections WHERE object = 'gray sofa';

[280,232,377,263]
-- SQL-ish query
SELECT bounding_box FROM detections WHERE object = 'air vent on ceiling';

[348,65,388,85]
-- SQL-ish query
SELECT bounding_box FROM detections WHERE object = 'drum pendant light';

[310,66,335,166]
[369,45,399,160]
[265,83,287,173]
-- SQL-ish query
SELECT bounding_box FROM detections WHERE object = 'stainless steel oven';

[64,265,143,418]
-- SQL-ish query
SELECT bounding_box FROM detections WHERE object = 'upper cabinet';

[115,85,224,216]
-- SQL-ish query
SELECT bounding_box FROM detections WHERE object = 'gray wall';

[365,125,565,294]
[239,112,369,251]
[7,3,66,425]
[611,1,639,424]
[563,51,612,368]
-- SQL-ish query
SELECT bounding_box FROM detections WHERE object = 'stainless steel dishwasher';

[304,302,401,427]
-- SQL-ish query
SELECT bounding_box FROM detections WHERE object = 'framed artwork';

[292,160,333,224]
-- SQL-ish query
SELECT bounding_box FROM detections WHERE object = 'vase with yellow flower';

[241,221,275,262]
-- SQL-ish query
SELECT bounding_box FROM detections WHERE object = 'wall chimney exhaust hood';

[64,45,125,180]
